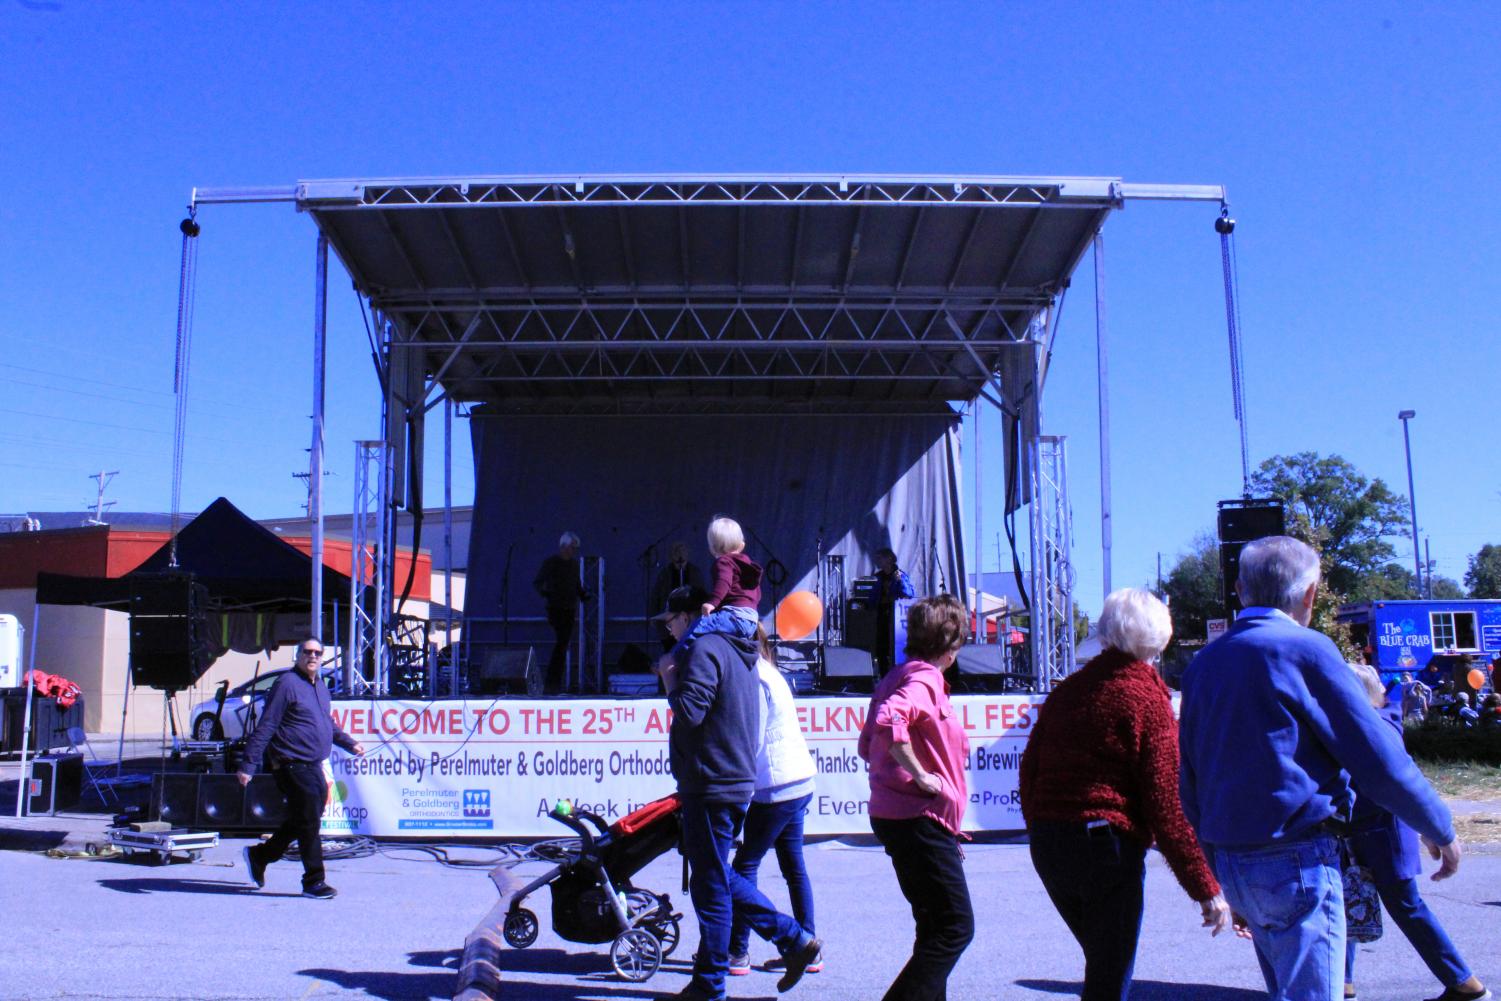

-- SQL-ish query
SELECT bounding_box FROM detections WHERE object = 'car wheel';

[192,715,223,741]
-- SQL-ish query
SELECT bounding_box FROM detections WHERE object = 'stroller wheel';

[502,908,539,949]
[610,927,662,982]
[650,918,681,957]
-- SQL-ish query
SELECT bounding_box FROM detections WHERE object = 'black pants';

[545,606,575,692]
[251,762,327,888]
[1028,820,1147,1001]
[871,816,974,1001]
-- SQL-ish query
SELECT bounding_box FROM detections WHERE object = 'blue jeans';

[1211,834,1344,1001]
[1028,821,1147,1001]
[1344,876,1472,989]
[676,607,759,652]
[679,795,808,999]
[728,793,815,956]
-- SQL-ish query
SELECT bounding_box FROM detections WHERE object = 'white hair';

[1237,536,1320,611]
[1098,587,1173,661]
[558,531,580,549]
[706,516,745,557]
[1347,661,1386,709]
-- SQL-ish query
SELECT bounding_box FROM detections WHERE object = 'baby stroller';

[502,793,684,982]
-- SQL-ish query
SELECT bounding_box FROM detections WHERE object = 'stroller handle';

[548,807,596,852]
[575,810,612,836]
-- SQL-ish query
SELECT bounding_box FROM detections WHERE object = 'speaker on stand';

[1217,499,1286,619]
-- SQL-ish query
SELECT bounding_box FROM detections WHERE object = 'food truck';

[1337,599,1501,680]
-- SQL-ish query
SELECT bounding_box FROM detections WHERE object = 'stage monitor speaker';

[25,753,82,815]
[473,646,541,697]
[955,645,1012,676]
[823,646,875,680]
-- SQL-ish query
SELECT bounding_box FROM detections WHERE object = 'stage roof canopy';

[197,174,1225,413]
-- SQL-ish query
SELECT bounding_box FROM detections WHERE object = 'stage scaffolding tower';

[348,439,392,695]
[1028,435,1075,690]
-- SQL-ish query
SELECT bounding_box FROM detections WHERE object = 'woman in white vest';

[727,627,821,978]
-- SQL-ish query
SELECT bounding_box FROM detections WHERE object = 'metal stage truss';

[190,175,1226,692]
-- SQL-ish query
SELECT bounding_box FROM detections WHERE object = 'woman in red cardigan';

[1019,587,1233,1001]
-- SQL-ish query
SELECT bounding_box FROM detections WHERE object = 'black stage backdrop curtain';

[464,412,966,641]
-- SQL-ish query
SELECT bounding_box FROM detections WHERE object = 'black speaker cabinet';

[25,753,82,815]
[472,646,541,696]
[1217,500,1286,619]
[152,772,288,831]
[823,646,875,680]
[129,574,216,692]
[197,774,246,827]
[1217,500,1285,544]
[955,645,1011,676]
[153,773,201,826]
[243,775,288,828]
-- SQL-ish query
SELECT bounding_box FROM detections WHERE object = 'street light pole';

[1398,409,1423,598]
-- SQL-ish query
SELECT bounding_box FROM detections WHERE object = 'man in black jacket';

[654,587,821,999]
[534,531,586,693]
[236,639,364,899]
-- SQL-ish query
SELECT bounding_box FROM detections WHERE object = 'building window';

[1430,611,1479,653]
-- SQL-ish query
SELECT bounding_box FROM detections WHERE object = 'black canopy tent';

[37,497,355,618]
[36,496,457,657]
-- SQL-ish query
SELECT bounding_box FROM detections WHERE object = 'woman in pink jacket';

[858,594,972,1001]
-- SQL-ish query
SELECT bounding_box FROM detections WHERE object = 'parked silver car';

[188,667,336,741]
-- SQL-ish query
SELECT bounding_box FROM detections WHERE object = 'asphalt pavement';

[0,814,1496,1001]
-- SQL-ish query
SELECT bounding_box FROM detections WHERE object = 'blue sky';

[2,2,1497,616]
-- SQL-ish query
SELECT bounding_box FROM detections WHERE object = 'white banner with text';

[319,695,1043,837]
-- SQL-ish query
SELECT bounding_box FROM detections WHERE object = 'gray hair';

[1347,661,1386,709]
[1237,535,1320,611]
[558,531,580,549]
[1098,587,1173,661]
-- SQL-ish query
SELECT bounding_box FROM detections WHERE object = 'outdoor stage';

[319,692,1042,837]
[180,174,1228,702]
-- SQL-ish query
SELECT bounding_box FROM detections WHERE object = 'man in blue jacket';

[654,586,821,1000]
[1180,537,1463,1001]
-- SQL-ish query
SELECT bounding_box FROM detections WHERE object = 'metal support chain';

[1217,209,1251,496]
[169,212,201,566]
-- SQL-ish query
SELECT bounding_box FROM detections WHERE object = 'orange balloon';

[775,590,823,641]
[1467,668,1487,691]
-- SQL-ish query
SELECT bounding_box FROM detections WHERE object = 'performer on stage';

[873,548,916,670]
[534,531,587,694]
[652,541,705,648]
[873,548,916,603]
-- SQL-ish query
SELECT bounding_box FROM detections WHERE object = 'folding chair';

[66,725,120,805]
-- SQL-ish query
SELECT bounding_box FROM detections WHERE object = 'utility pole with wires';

[293,470,331,517]
[85,470,119,525]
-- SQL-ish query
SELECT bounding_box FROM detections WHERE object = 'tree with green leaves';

[1250,452,1411,596]
[1466,544,1501,598]
[1160,532,1223,645]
